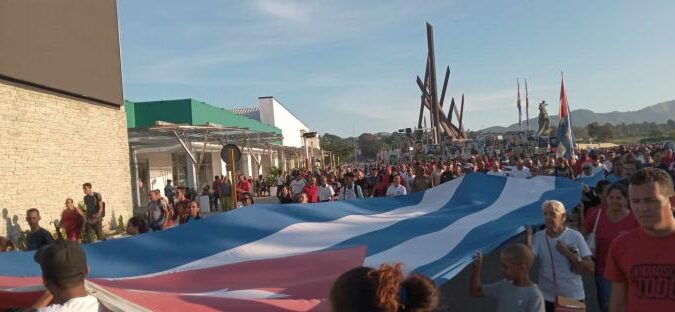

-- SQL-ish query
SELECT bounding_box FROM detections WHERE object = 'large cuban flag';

[0,174,582,311]
[555,75,575,160]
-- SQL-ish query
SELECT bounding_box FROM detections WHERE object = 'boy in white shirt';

[31,240,103,312]
[471,244,545,312]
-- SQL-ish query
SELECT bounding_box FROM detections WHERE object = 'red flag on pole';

[555,72,575,159]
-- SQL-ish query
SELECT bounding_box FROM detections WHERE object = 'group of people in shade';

[129,172,259,235]
[0,180,209,252]
[0,183,107,252]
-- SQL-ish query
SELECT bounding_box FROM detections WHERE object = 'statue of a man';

[538,101,550,136]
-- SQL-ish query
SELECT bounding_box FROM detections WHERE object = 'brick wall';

[0,79,132,238]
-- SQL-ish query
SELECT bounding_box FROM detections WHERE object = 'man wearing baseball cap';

[30,240,102,311]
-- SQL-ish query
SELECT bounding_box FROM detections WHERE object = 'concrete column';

[212,152,227,177]
[187,155,197,189]
[247,153,253,178]
[130,147,141,209]
[258,153,264,176]
[221,159,228,178]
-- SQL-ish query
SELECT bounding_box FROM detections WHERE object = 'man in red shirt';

[605,168,675,312]
[574,150,592,176]
[303,176,319,203]
[174,187,192,224]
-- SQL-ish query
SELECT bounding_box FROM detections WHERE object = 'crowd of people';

[273,144,674,205]
[271,143,675,311]
[2,143,674,311]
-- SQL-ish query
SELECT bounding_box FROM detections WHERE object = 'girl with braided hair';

[330,263,439,312]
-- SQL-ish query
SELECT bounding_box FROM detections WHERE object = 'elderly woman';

[527,200,594,312]
[581,184,638,312]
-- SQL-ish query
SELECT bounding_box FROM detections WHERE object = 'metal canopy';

[128,121,284,151]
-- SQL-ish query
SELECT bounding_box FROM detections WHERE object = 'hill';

[481,99,675,133]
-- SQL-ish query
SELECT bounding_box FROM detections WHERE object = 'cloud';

[313,85,419,135]
[250,0,310,23]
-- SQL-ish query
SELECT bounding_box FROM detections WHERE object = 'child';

[330,263,439,312]
[0,236,10,252]
[470,244,545,312]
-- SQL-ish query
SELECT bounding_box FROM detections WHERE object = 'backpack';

[341,185,363,199]
[94,192,106,218]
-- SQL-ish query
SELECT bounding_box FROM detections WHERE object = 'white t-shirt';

[531,228,591,301]
[590,164,606,175]
[340,184,363,200]
[508,167,532,179]
[431,170,442,186]
[603,160,613,172]
[38,295,103,312]
[289,179,306,195]
[386,184,407,197]
[318,185,335,201]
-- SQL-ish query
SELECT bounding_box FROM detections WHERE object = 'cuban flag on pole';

[0,174,582,311]
[555,73,575,159]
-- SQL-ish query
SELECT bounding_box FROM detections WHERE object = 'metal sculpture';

[537,101,551,136]
[415,22,467,142]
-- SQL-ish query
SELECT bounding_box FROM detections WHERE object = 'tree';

[358,133,381,160]
[321,133,353,161]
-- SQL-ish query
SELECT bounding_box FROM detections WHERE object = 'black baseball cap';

[34,240,88,282]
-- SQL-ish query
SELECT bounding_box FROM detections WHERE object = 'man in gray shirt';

[218,176,233,211]
[146,190,169,231]
[470,244,545,312]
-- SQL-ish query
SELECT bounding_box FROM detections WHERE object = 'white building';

[231,96,321,166]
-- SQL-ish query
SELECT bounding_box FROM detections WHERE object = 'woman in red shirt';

[61,198,85,241]
[236,174,252,206]
[581,184,638,312]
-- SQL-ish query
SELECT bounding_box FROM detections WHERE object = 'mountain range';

[480,99,675,133]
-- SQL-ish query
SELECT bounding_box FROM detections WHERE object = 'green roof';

[124,98,281,135]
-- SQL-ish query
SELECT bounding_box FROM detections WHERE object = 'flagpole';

[517,78,522,132]
[525,79,530,133]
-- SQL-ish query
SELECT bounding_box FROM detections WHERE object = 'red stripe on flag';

[559,77,569,118]
[0,276,44,310]
[92,247,366,311]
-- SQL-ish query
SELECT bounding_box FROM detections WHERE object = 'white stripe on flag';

[113,176,465,279]
[364,176,555,276]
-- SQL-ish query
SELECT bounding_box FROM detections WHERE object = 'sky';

[118,0,675,137]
